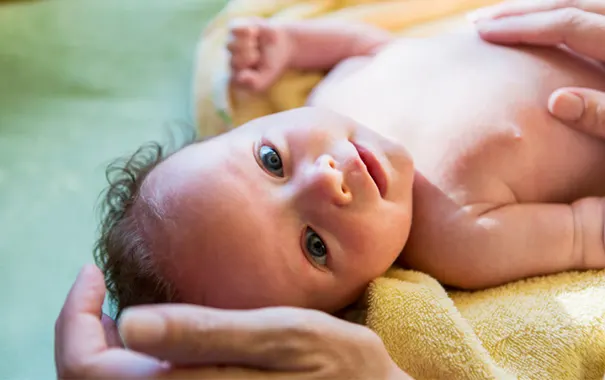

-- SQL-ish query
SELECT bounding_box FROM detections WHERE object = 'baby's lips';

[350,141,387,198]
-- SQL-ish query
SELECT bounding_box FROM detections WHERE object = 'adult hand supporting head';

[469,0,605,139]
[54,265,272,379]
[118,304,411,380]
[55,265,412,379]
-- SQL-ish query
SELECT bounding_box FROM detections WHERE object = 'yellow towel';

[192,1,605,379]
[366,268,605,379]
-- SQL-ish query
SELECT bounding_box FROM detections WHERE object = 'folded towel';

[366,268,605,379]
[193,1,605,379]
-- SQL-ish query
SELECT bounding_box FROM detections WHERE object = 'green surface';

[0,0,227,378]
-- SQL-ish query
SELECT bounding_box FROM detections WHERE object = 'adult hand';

[119,304,412,380]
[56,265,412,379]
[469,0,605,138]
[54,265,169,378]
[55,265,269,379]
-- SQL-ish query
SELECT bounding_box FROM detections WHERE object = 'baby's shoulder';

[414,169,513,219]
[411,132,520,211]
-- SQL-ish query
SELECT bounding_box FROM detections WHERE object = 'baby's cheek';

[346,232,396,273]
[362,222,405,267]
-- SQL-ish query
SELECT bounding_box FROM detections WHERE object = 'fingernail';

[466,11,482,23]
[549,91,585,122]
[466,9,493,23]
[118,309,166,348]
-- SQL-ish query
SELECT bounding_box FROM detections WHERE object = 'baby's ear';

[101,313,124,348]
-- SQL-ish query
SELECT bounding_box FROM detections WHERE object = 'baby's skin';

[143,19,605,313]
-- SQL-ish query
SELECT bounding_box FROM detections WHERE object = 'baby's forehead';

[144,139,278,237]
[145,138,246,193]
[149,178,302,308]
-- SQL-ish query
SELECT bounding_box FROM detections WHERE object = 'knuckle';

[256,330,307,360]
[272,308,323,336]
[557,7,584,28]
[183,311,213,335]
[261,308,327,347]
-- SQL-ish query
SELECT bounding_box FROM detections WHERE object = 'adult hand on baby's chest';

[471,0,605,139]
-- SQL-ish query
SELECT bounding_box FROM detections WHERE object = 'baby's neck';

[396,170,437,265]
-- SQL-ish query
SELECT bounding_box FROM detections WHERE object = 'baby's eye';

[304,227,328,266]
[259,145,284,177]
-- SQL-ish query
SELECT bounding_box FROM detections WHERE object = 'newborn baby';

[95,18,605,317]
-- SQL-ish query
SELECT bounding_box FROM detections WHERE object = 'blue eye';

[304,227,327,266]
[259,145,284,177]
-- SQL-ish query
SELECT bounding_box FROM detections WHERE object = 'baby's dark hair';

[93,129,199,318]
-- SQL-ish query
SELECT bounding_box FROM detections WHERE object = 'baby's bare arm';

[280,20,393,70]
[410,197,605,289]
[228,18,393,92]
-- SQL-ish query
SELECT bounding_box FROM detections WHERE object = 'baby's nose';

[303,154,352,206]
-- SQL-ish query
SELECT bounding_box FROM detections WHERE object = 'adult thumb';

[548,88,605,139]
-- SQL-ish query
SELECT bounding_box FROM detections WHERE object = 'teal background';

[0,0,227,378]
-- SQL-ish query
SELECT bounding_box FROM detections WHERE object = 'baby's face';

[145,107,414,312]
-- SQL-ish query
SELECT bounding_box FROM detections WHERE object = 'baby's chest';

[310,36,605,204]
[306,56,393,129]
[411,116,605,208]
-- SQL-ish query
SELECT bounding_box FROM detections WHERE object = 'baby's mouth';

[351,141,387,198]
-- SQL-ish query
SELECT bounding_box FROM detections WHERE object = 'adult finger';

[55,265,109,376]
[475,8,605,62]
[162,367,306,380]
[119,305,360,370]
[468,0,605,21]
[548,87,605,139]
[54,265,177,379]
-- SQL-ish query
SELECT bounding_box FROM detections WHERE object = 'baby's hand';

[228,18,292,93]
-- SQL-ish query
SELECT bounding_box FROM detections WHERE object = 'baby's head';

[95,107,415,318]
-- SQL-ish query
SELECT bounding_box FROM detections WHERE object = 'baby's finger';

[229,49,260,71]
[233,70,262,91]
[226,39,250,55]
[119,305,327,370]
[228,18,261,40]
[54,265,109,377]
[548,87,605,139]
[468,0,605,22]
[476,8,605,62]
